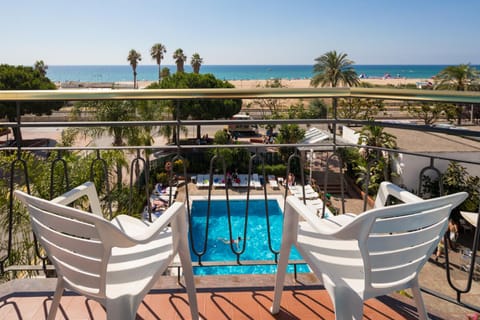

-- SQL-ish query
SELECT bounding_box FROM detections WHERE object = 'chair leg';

[411,279,429,320]
[47,278,65,320]
[178,240,200,320]
[270,244,292,314]
[106,297,137,320]
[322,277,363,320]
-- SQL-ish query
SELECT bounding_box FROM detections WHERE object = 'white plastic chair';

[15,182,199,320]
[271,181,467,320]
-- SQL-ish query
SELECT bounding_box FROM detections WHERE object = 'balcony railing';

[0,87,479,315]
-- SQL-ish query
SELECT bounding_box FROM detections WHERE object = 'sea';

[45,65,479,83]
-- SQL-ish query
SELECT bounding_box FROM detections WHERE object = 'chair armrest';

[104,202,186,247]
[286,196,343,235]
[51,181,102,216]
[374,182,423,209]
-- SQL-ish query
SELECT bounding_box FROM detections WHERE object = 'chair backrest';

[339,191,467,293]
[14,190,117,299]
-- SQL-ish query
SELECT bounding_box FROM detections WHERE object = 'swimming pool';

[189,197,309,275]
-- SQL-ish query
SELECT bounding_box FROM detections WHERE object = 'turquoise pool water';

[189,198,308,275]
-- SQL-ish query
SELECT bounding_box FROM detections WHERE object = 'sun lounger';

[155,183,177,196]
[252,173,262,189]
[292,191,319,199]
[196,174,210,188]
[289,184,316,194]
[268,175,279,189]
[305,199,332,217]
[213,174,226,188]
[290,186,319,199]
[231,174,250,188]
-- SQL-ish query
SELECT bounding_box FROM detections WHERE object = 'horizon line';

[45,63,480,67]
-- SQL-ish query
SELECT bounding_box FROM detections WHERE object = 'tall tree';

[173,48,186,73]
[34,60,48,77]
[127,49,142,89]
[0,64,61,143]
[150,43,167,81]
[147,73,242,140]
[72,100,139,189]
[358,125,397,155]
[276,123,306,163]
[190,53,203,74]
[434,64,479,125]
[311,50,360,88]
[356,125,397,194]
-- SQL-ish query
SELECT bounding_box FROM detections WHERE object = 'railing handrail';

[0,87,480,103]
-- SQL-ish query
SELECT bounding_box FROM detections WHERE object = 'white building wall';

[393,152,480,193]
[342,126,360,144]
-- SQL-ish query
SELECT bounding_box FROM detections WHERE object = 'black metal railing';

[0,87,479,312]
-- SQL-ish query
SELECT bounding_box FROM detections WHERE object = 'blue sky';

[1,0,479,66]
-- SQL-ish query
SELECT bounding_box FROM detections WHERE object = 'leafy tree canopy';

[338,98,385,120]
[400,102,457,125]
[0,64,60,121]
[147,72,242,120]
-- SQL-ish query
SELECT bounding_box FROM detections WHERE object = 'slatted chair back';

[15,190,117,299]
[345,192,467,294]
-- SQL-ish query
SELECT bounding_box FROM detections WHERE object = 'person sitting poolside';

[151,199,167,212]
[286,172,295,186]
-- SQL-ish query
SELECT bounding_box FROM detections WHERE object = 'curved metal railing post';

[129,149,147,218]
[189,152,229,265]
[322,151,346,216]
[418,157,443,198]
[89,150,112,219]
[49,150,70,200]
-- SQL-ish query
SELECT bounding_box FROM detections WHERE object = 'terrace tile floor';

[0,279,421,320]
[1,272,478,320]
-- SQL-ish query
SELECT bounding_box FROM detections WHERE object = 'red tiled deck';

[0,288,418,320]
[0,273,460,320]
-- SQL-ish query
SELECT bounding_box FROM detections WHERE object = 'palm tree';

[190,53,203,74]
[173,48,186,73]
[434,64,478,91]
[434,64,479,125]
[34,60,48,77]
[150,43,167,81]
[127,49,142,89]
[73,100,139,190]
[357,125,397,195]
[358,125,397,154]
[310,50,359,88]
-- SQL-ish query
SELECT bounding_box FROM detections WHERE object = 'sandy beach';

[133,77,432,90]
[228,77,431,89]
